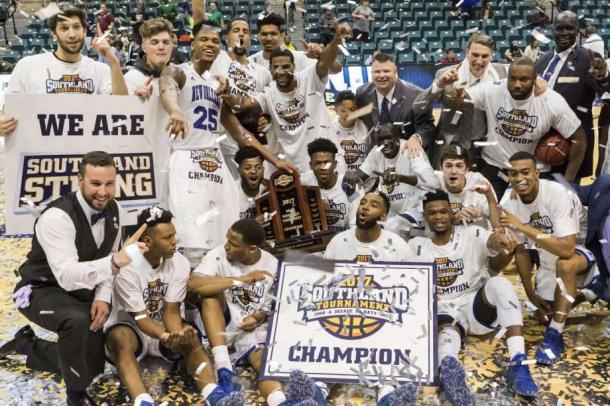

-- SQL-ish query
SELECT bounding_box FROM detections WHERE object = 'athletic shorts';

[438,287,498,337]
[535,246,600,301]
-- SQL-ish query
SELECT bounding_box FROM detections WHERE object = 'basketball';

[321,315,384,339]
[535,131,571,166]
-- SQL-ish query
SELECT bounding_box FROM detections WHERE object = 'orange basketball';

[535,131,570,166]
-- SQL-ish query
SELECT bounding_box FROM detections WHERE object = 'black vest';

[17,192,120,302]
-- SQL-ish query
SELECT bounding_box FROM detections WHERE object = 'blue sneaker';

[217,367,240,393]
[439,356,475,406]
[205,385,244,406]
[139,401,156,406]
[285,370,326,405]
[377,383,417,406]
[506,353,538,397]
[535,327,564,365]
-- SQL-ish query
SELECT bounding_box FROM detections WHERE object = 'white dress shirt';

[34,190,121,303]
[376,84,396,110]
[544,43,576,89]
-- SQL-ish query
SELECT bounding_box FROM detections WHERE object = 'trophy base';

[265,230,335,257]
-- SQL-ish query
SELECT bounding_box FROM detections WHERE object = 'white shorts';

[438,288,497,337]
[535,246,600,301]
[226,320,269,366]
[104,320,180,363]
[169,149,239,249]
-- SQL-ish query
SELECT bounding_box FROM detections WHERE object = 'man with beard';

[323,191,418,406]
[446,57,586,199]
[159,21,296,268]
[124,18,174,101]
[408,191,538,404]
[221,24,351,173]
[0,4,128,136]
[345,123,438,232]
[3,151,148,405]
[304,138,352,232]
[323,191,414,262]
[235,146,267,220]
[500,152,599,365]
[535,11,610,179]
[248,12,342,75]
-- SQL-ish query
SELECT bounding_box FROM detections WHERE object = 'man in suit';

[535,10,609,179]
[414,33,507,168]
[571,174,610,302]
[355,53,436,155]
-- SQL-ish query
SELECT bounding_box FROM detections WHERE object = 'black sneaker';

[0,325,35,358]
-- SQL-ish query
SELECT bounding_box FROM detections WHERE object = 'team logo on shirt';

[324,198,346,226]
[450,201,463,214]
[228,63,257,96]
[496,108,538,142]
[528,212,553,234]
[434,257,465,288]
[46,74,95,94]
[191,148,223,172]
[354,254,373,262]
[275,96,308,130]
[143,279,169,320]
[231,282,267,314]
[340,140,367,165]
[297,274,409,339]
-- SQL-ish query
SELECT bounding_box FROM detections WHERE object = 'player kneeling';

[188,219,328,406]
[409,192,538,404]
[104,208,243,406]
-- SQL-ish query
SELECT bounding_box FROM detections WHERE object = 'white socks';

[549,319,565,333]
[211,345,234,371]
[267,390,287,406]
[506,335,526,360]
[133,393,154,406]
[438,327,461,361]
[202,383,219,400]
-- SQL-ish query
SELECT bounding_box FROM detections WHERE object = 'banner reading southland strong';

[4,94,171,234]
[262,261,437,385]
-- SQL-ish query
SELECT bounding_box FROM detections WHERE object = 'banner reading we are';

[4,94,171,234]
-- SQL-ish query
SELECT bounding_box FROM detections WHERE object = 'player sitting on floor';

[104,208,244,406]
[500,152,599,365]
[188,219,328,406]
[409,191,538,403]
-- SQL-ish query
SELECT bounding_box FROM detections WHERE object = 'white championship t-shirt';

[237,182,267,219]
[333,117,370,172]
[254,65,336,172]
[360,140,439,215]
[467,80,581,170]
[408,225,495,300]
[302,172,351,232]
[193,246,278,322]
[248,49,316,73]
[324,228,414,262]
[435,170,495,227]
[7,52,112,94]
[109,252,191,323]
[500,179,581,272]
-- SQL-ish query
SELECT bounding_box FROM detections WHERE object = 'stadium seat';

[345,54,362,65]
[398,53,414,64]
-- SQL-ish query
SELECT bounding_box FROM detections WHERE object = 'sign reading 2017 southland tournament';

[262,261,437,384]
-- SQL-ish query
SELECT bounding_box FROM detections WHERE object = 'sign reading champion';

[262,262,437,384]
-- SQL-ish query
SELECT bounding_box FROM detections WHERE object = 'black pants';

[16,285,105,391]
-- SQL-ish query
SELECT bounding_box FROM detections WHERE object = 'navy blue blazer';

[571,175,610,281]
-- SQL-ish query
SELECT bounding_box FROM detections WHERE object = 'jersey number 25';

[193,106,218,131]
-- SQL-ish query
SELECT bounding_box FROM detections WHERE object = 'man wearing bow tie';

[4,151,148,405]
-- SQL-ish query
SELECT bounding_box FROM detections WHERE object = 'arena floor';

[0,129,608,405]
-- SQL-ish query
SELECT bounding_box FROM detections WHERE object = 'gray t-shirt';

[352,5,374,33]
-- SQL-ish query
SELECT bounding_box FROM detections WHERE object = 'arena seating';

[0,0,608,67]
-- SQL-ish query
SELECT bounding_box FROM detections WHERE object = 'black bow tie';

[91,209,110,225]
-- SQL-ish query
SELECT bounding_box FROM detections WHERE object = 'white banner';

[262,261,437,385]
[4,94,171,234]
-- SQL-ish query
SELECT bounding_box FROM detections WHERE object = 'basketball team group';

[0,1,609,405]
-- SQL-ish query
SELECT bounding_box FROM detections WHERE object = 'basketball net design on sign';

[262,261,437,385]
